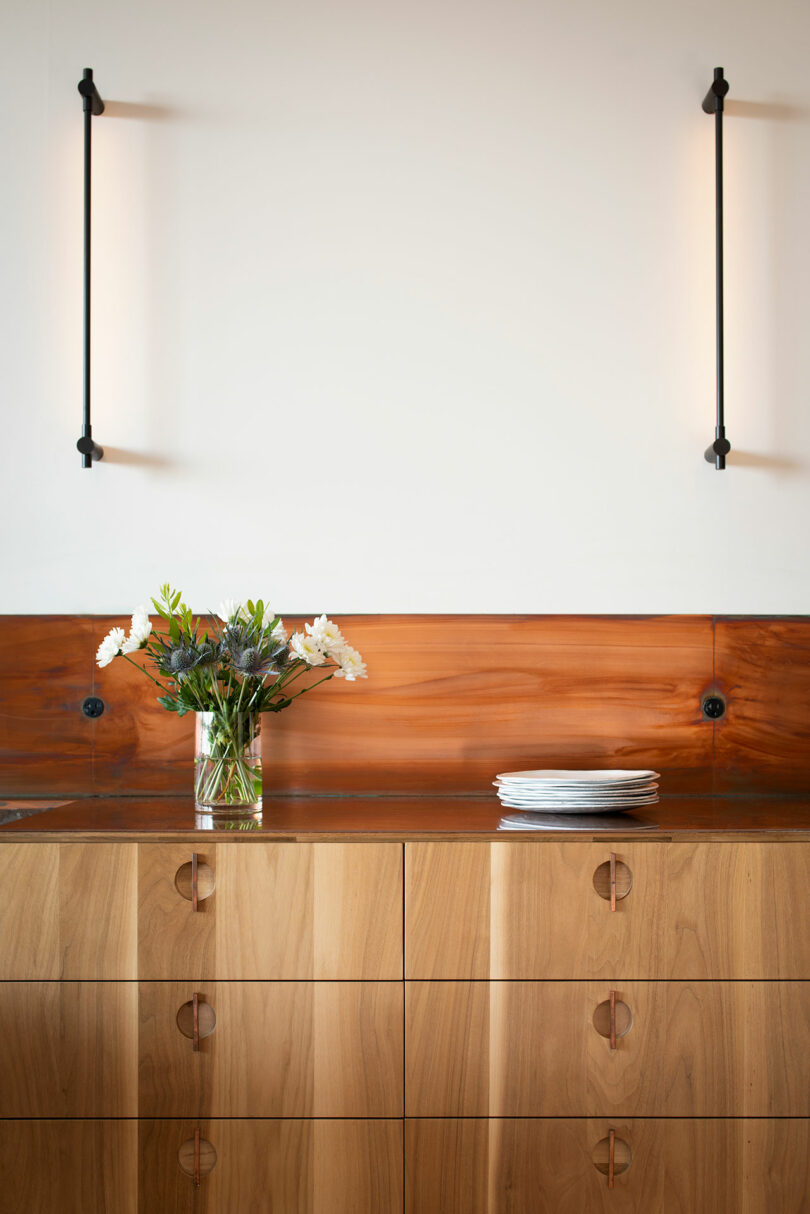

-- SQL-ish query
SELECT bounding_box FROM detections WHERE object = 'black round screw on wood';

[701,694,726,720]
[81,696,105,718]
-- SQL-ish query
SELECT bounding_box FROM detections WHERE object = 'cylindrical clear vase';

[194,711,262,812]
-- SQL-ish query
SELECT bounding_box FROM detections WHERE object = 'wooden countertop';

[2,793,810,841]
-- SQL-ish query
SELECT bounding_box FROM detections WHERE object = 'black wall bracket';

[76,68,105,468]
[702,67,731,470]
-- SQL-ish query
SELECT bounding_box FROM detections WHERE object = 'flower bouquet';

[96,585,366,811]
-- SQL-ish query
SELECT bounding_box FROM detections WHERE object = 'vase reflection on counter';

[194,711,262,812]
[195,809,263,830]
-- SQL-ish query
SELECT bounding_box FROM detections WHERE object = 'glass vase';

[194,711,262,812]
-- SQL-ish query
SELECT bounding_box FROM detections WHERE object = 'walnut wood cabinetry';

[405,838,810,1211]
[2,822,810,1210]
[0,839,404,1212]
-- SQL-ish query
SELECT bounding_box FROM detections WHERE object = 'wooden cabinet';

[406,840,810,979]
[138,842,403,979]
[405,1119,810,1213]
[406,980,810,1116]
[0,843,137,979]
[0,839,404,1209]
[0,1121,138,1214]
[2,829,810,1208]
[138,981,403,1116]
[0,982,138,1116]
[139,1119,403,1213]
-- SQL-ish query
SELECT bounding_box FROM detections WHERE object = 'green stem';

[120,653,171,693]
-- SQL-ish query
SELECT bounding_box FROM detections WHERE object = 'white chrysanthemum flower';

[290,631,326,666]
[218,599,242,623]
[260,605,278,629]
[122,605,152,653]
[271,619,288,644]
[96,627,126,668]
[305,614,345,654]
[333,644,367,681]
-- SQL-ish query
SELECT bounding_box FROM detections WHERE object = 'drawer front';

[139,981,403,1116]
[0,1121,137,1214]
[138,842,403,979]
[139,1119,403,1213]
[406,841,810,979]
[406,981,810,1116]
[0,982,138,1116]
[405,1119,810,1214]
[0,843,137,979]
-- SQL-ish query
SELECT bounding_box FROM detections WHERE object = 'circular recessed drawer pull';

[179,1129,217,1187]
[592,1129,631,1189]
[175,854,215,910]
[177,993,216,1051]
[593,991,632,1049]
[593,854,632,909]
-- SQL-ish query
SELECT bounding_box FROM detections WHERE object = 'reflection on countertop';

[0,800,74,826]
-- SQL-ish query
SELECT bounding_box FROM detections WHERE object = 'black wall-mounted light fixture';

[76,68,105,468]
[703,66,731,470]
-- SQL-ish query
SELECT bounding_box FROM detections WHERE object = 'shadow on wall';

[102,101,176,122]
[99,447,177,471]
[728,451,802,473]
[725,100,809,122]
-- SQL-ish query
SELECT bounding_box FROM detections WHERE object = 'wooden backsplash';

[0,615,808,796]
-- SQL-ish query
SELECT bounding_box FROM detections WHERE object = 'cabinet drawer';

[0,982,138,1116]
[139,1118,403,1213]
[405,1118,810,1214]
[406,841,810,979]
[0,1121,137,1214]
[0,843,137,978]
[139,981,403,1116]
[138,842,402,979]
[406,980,810,1116]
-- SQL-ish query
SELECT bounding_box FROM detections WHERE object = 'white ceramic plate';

[497,797,659,813]
[496,769,660,784]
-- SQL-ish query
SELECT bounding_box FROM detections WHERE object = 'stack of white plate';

[494,769,660,814]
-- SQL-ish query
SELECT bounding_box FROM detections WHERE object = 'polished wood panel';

[406,981,810,1116]
[93,614,714,793]
[138,842,402,978]
[5,792,810,840]
[139,1119,403,1213]
[4,614,810,795]
[0,1121,137,1214]
[0,616,95,795]
[405,1119,810,1214]
[0,614,720,794]
[0,843,137,978]
[406,841,810,979]
[0,982,138,1115]
[715,618,810,793]
[139,981,403,1116]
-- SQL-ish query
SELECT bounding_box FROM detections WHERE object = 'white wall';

[2,0,809,614]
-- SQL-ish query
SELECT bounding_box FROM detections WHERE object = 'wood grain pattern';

[0,1121,137,1214]
[0,843,137,978]
[3,613,810,794]
[138,1119,403,1214]
[406,841,810,979]
[138,981,403,1116]
[0,616,95,795]
[405,1119,810,1214]
[405,981,810,1116]
[714,618,810,793]
[92,613,715,794]
[137,842,402,979]
[0,982,138,1115]
[5,792,810,840]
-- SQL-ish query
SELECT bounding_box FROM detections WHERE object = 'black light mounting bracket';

[702,66,731,470]
[76,68,105,467]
